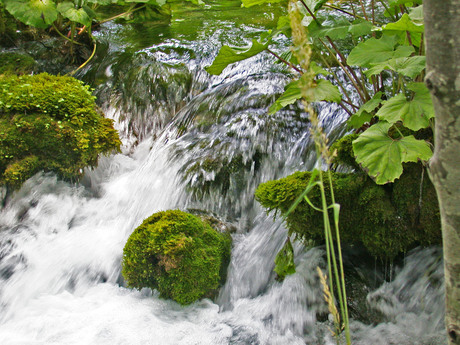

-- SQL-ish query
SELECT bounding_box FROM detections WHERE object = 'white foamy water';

[0,128,447,345]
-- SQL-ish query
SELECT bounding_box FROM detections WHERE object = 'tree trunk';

[424,1,460,344]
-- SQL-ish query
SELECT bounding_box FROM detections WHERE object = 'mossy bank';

[255,164,441,260]
[0,73,121,189]
[122,210,232,305]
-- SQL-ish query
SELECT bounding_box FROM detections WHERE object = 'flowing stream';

[0,2,446,344]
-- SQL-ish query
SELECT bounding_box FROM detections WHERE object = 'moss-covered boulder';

[122,210,232,305]
[0,73,121,188]
[255,167,441,259]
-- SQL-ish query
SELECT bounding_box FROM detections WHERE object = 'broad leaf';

[307,79,341,103]
[383,13,424,34]
[277,15,291,37]
[274,238,296,281]
[313,0,328,11]
[409,5,424,24]
[376,83,434,130]
[309,17,351,40]
[382,13,423,46]
[347,35,414,68]
[348,19,373,37]
[206,40,268,75]
[269,78,341,114]
[365,56,426,79]
[269,80,302,114]
[353,122,432,184]
[348,92,382,129]
[57,2,92,27]
[389,0,423,6]
[309,18,372,40]
[310,61,330,76]
[386,0,423,17]
[4,0,58,29]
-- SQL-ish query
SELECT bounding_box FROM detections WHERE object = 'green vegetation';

[122,210,232,305]
[0,73,121,188]
[255,165,441,259]
[0,52,37,75]
[208,0,433,186]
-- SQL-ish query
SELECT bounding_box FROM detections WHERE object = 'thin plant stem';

[318,54,358,111]
[297,0,370,102]
[267,48,303,74]
[318,38,367,103]
[379,0,397,21]
[52,23,84,46]
[298,0,321,25]
[327,169,351,344]
[69,34,97,76]
[326,38,370,100]
[323,4,365,20]
[371,0,375,25]
[358,0,369,21]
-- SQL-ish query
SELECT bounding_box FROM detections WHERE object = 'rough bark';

[424,1,460,344]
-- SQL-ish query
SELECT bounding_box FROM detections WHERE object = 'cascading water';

[0,2,446,344]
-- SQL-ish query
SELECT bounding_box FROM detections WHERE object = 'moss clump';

[392,163,441,245]
[0,52,37,75]
[329,133,360,170]
[122,210,232,305]
[255,171,365,244]
[255,168,441,259]
[0,73,121,188]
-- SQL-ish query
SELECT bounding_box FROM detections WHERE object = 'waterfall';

[0,8,446,344]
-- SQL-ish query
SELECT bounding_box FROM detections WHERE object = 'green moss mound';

[0,73,121,188]
[255,166,441,259]
[329,133,360,170]
[122,210,232,305]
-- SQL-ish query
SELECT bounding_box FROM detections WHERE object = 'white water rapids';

[0,117,446,344]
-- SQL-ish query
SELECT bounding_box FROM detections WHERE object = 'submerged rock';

[122,210,232,305]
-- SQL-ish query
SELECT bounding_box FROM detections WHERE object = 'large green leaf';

[365,56,426,79]
[309,18,372,40]
[409,5,424,24]
[382,13,424,46]
[206,40,268,75]
[268,78,341,114]
[383,13,424,34]
[385,0,423,17]
[353,122,432,184]
[268,80,302,114]
[347,35,414,68]
[388,0,423,6]
[4,0,58,28]
[57,2,92,27]
[348,92,382,129]
[309,17,351,40]
[376,83,434,130]
[307,79,341,103]
[310,61,330,76]
[348,19,373,37]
